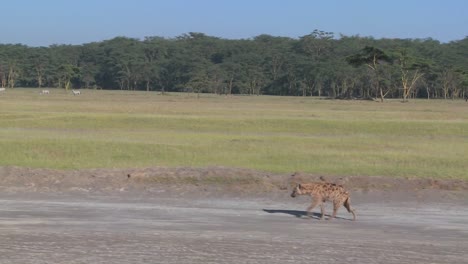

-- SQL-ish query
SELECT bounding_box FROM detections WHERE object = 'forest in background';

[0,30,467,100]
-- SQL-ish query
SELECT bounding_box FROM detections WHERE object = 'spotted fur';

[291,182,356,221]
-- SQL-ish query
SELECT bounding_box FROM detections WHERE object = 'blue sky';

[3,0,467,46]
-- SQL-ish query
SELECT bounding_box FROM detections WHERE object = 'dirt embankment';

[1,166,467,197]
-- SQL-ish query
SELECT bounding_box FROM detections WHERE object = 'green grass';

[1,88,467,179]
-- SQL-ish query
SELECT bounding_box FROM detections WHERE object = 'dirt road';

[0,192,467,264]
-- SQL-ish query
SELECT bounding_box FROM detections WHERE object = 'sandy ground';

[0,166,467,263]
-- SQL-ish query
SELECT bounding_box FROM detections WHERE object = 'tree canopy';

[1,32,467,100]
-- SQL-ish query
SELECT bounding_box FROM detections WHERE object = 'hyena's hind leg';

[329,200,343,220]
[343,197,356,221]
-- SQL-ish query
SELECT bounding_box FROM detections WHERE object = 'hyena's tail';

[344,197,356,221]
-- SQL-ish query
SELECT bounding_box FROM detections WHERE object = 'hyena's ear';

[297,183,302,188]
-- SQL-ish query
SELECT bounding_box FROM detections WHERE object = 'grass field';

[0,88,467,179]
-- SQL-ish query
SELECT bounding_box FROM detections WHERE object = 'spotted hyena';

[291,182,356,221]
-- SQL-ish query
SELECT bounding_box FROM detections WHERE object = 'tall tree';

[141,37,168,92]
[346,46,393,102]
[396,49,429,101]
[58,64,80,90]
[0,44,27,88]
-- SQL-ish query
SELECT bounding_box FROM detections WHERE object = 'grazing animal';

[40,89,50,94]
[72,90,81,95]
[291,182,356,221]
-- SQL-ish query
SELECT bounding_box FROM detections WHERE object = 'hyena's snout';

[290,192,296,198]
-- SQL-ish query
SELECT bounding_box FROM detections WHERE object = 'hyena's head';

[290,183,303,198]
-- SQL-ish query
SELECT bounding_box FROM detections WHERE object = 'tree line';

[0,30,467,100]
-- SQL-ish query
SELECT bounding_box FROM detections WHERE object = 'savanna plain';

[0,88,467,264]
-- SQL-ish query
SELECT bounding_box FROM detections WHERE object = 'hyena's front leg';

[319,203,326,220]
[306,195,322,219]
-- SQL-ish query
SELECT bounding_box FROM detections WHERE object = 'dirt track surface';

[1,166,468,263]
[1,192,467,264]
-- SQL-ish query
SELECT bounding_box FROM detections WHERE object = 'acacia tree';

[298,30,335,97]
[1,44,27,88]
[396,50,427,102]
[346,46,393,102]
[24,47,49,88]
[6,61,20,88]
[441,68,457,99]
[141,37,168,92]
[58,64,80,90]
[235,43,265,95]
[220,59,241,95]
[218,39,250,95]
[299,30,334,58]
[78,43,101,89]
[101,37,145,90]
[455,70,468,100]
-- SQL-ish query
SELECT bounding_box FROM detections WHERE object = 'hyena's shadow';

[262,209,347,220]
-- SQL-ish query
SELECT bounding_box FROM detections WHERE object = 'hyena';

[290,182,356,221]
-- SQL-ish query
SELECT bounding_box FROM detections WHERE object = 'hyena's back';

[299,182,349,201]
